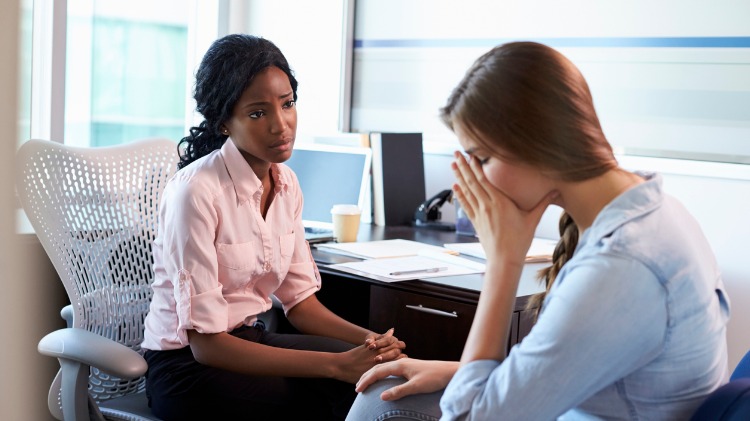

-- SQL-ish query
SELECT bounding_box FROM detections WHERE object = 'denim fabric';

[346,377,442,421]
[439,173,730,420]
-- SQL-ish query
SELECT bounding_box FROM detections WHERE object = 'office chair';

[691,348,750,420]
[16,138,177,421]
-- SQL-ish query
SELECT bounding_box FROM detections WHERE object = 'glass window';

[27,0,340,149]
[65,0,189,147]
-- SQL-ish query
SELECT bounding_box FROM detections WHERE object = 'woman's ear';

[221,126,229,135]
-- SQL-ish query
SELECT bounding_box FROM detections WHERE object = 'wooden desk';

[312,224,546,361]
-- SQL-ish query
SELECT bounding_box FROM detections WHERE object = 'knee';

[346,377,442,421]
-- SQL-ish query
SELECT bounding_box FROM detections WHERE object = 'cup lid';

[331,204,361,215]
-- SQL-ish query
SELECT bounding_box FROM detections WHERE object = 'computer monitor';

[284,143,371,229]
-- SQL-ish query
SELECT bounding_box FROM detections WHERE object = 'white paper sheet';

[316,239,457,259]
[444,237,558,262]
[329,251,484,282]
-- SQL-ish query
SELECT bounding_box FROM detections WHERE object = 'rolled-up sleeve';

[439,256,667,420]
[161,179,227,344]
[440,360,500,419]
[274,255,321,314]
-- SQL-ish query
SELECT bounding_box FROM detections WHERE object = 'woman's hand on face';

[355,358,459,401]
[364,328,407,363]
[451,151,557,265]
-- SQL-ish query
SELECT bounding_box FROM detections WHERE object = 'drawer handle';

[405,304,458,318]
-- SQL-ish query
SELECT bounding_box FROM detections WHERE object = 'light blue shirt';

[440,173,730,420]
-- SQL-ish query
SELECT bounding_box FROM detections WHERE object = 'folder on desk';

[370,133,426,226]
[316,239,458,260]
[328,249,484,282]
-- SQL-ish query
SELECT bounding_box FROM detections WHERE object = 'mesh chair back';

[16,138,177,403]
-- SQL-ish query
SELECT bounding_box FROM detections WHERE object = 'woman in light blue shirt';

[347,41,730,420]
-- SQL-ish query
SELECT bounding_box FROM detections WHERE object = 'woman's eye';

[249,111,264,119]
[283,100,296,109]
[477,156,490,166]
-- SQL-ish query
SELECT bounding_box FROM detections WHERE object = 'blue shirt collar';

[578,172,663,248]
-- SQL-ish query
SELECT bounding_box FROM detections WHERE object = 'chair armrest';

[38,328,147,379]
[60,304,73,328]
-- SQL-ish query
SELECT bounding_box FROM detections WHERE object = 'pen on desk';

[389,267,448,276]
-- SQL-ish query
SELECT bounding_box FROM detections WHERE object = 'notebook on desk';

[284,143,372,243]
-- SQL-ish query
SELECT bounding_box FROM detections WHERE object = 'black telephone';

[413,189,456,231]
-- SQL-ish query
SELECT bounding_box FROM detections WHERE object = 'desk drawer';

[369,286,480,360]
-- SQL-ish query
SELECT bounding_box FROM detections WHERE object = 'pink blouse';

[142,139,321,350]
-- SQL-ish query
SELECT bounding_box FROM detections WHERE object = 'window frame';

[26,0,222,146]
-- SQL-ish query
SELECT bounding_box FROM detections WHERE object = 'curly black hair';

[177,35,298,169]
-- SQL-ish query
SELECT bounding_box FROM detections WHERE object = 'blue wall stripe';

[354,37,750,49]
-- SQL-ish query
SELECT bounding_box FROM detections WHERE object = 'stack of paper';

[321,238,557,283]
[328,249,485,283]
[316,239,458,260]
[444,237,558,263]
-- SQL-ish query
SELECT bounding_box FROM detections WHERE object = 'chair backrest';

[15,138,177,402]
[690,349,750,420]
[691,378,750,421]
[731,349,750,381]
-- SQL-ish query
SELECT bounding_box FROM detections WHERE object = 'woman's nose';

[269,111,289,134]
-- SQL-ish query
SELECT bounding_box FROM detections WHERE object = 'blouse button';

[264,261,271,271]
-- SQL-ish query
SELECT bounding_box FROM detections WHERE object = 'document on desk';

[444,237,558,263]
[316,239,458,260]
[328,249,485,282]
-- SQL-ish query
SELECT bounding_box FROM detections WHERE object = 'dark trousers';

[144,324,357,421]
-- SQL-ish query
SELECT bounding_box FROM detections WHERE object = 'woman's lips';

[271,140,293,151]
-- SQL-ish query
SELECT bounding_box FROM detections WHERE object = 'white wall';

[242,0,347,140]
[351,0,750,161]
[621,156,750,372]
[1,1,50,419]
[424,150,750,371]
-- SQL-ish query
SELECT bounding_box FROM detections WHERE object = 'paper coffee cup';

[331,204,361,243]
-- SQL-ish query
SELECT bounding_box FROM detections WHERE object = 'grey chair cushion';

[99,391,160,421]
